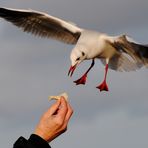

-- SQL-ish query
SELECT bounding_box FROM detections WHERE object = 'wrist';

[28,134,51,148]
[34,129,53,142]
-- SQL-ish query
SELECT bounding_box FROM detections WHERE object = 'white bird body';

[76,31,108,59]
[72,30,117,61]
[0,7,148,91]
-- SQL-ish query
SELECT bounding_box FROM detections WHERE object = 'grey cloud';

[1,0,148,33]
[52,110,148,148]
[0,0,148,148]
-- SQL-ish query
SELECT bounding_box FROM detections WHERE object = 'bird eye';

[76,57,80,61]
[82,52,85,56]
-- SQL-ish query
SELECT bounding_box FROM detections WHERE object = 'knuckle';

[61,126,67,133]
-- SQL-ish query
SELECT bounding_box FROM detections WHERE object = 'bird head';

[68,48,87,77]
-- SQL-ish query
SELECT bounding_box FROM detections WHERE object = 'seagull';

[0,7,148,92]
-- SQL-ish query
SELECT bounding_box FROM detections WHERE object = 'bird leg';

[74,59,95,85]
[96,64,109,91]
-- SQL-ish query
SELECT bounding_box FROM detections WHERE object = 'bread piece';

[49,92,68,101]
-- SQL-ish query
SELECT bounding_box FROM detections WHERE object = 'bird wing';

[0,7,82,44]
[104,35,148,72]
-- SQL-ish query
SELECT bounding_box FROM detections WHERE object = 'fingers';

[62,102,73,129]
[47,99,61,116]
[57,97,73,130]
[47,96,73,128]
[56,97,68,121]
[60,96,73,122]
[65,103,73,123]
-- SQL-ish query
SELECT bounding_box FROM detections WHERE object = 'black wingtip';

[0,7,32,22]
[0,7,8,17]
[0,7,16,18]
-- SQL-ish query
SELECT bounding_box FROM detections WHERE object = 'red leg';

[74,59,95,85]
[96,64,109,91]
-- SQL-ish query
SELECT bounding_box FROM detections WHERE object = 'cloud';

[52,109,148,148]
[2,107,148,148]
[0,1,148,148]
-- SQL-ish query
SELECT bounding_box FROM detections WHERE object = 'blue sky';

[0,0,148,148]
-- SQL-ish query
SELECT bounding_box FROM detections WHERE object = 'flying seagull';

[0,7,148,92]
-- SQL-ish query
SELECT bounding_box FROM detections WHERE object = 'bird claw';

[96,81,109,91]
[74,73,87,85]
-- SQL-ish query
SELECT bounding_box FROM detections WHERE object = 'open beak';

[68,64,77,77]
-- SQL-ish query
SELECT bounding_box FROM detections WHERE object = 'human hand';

[34,97,73,142]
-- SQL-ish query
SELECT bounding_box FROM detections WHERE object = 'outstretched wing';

[0,7,82,44]
[106,35,148,72]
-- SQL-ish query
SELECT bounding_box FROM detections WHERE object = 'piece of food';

[48,92,68,101]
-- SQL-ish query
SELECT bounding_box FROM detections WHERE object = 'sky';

[0,0,148,148]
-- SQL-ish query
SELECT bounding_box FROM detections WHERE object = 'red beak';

[68,64,77,77]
